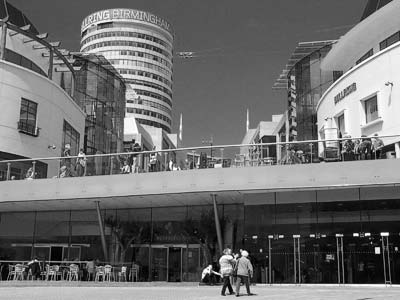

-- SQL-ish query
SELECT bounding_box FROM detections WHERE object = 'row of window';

[5,49,46,77]
[126,108,171,125]
[81,40,172,60]
[110,58,171,77]
[82,21,173,43]
[124,78,172,98]
[113,66,172,88]
[134,89,172,107]
[127,98,171,115]
[135,118,171,133]
[380,31,400,51]
[81,30,172,51]
[119,50,172,69]
[356,49,374,65]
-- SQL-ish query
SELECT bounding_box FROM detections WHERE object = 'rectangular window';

[62,120,80,156]
[18,98,38,136]
[356,49,373,65]
[337,114,345,136]
[364,95,379,123]
[380,31,400,50]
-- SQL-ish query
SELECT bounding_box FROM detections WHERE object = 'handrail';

[0,134,397,165]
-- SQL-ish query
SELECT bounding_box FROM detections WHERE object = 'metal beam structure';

[212,194,223,254]
[95,201,108,262]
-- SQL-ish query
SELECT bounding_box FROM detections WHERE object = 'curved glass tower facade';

[80,9,173,133]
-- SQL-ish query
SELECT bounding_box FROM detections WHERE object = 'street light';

[202,136,213,161]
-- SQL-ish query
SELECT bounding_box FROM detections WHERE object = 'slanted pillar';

[212,194,223,254]
[48,48,53,79]
[95,201,108,261]
[0,21,8,60]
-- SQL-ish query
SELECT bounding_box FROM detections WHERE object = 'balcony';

[17,120,40,137]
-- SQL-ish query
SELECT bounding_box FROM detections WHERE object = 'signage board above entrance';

[334,82,357,105]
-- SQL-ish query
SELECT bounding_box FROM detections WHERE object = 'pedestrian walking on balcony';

[234,250,255,297]
[219,248,237,296]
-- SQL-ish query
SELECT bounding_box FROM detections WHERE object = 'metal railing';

[0,134,398,181]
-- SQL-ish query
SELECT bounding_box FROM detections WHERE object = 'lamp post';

[202,136,214,162]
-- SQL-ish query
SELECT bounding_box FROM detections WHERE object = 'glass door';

[168,247,182,282]
[151,246,168,281]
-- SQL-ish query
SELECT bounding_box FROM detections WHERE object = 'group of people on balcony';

[340,133,384,161]
[57,144,87,178]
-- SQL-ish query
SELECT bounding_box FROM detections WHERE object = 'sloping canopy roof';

[0,1,39,34]
[321,0,400,71]
[272,40,337,90]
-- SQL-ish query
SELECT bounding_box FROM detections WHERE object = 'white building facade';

[80,9,174,133]
[0,5,85,179]
[317,0,400,157]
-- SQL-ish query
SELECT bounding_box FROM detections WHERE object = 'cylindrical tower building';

[80,9,173,133]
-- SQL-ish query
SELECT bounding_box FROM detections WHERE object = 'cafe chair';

[104,265,113,282]
[95,266,105,282]
[118,266,127,282]
[67,264,79,281]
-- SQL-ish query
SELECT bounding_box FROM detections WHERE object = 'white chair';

[118,266,127,282]
[95,266,105,282]
[13,264,24,281]
[67,264,79,281]
[7,265,15,280]
[104,265,113,282]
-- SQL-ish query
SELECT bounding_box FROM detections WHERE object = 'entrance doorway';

[132,244,200,282]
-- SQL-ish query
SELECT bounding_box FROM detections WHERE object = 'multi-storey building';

[80,9,174,133]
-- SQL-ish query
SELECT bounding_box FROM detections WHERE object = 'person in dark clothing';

[359,136,372,160]
[28,257,41,280]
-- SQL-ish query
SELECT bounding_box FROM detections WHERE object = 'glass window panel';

[365,95,379,123]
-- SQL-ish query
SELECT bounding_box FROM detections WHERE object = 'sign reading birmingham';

[81,9,172,33]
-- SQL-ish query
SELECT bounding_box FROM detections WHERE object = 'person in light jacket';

[235,250,254,297]
[219,248,236,296]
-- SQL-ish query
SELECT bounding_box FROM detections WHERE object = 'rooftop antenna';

[246,108,249,132]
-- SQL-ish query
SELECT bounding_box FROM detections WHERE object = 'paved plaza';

[0,283,400,300]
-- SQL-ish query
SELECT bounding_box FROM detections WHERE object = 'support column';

[0,20,8,60]
[212,194,223,254]
[48,48,53,79]
[95,201,108,262]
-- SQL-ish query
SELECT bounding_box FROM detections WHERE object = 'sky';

[10,0,367,147]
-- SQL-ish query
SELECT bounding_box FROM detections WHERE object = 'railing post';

[6,162,11,180]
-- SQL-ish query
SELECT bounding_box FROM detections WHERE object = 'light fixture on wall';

[385,81,394,86]
[48,144,56,150]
